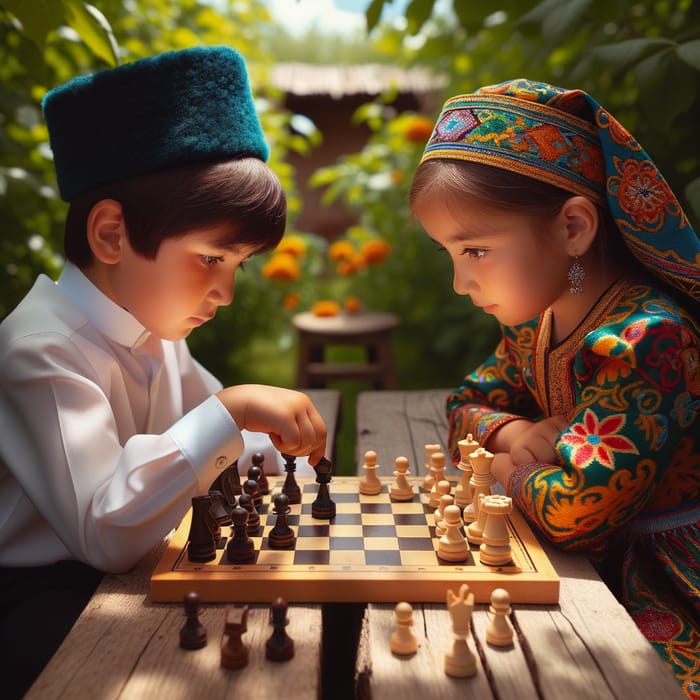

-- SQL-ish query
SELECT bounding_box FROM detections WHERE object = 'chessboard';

[150,476,559,605]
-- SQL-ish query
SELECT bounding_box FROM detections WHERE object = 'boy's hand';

[487,415,567,467]
[216,385,327,465]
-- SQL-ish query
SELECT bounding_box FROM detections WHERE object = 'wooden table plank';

[354,390,685,700]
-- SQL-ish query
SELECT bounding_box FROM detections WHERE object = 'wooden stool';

[293,311,399,389]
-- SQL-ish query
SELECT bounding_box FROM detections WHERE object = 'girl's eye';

[202,255,224,266]
[461,248,487,260]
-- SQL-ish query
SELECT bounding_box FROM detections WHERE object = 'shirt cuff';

[167,395,244,484]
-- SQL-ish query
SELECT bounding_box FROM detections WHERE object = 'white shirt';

[0,264,280,572]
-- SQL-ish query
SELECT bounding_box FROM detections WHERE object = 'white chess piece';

[422,443,441,490]
[462,447,495,523]
[479,495,513,566]
[427,452,447,508]
[455,434,478,508]
[444,584,477,677]
[434,491,454,536]
[485,588,514,647]
[437,504,469,562]
[359,450,382,495]
[390,601,418,655]
[390,456,414,501]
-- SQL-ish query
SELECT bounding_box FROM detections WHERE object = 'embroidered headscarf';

[420,78,700,305]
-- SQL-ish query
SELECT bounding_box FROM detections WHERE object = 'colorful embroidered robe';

[447,280,700,696]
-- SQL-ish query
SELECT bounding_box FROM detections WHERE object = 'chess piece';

[246,466,265,509]
[179,591,207,650]
[266,597,295,661]
[281,453,302,504]
[437,504,469,562]
[359,450,382,495]
[479,495,513,566]
[422,443,441,489]
[427,452,447,508]
[454,434,478,508]
[251,451,270,495]
[187,495,217,563]
[389,456,414,501]
[466,493,488,545]
[311,456,336,519]
[268,493,296,549]
[238,492,261,535]
[208,489,232,529]
[243,476,262,512]
[389,601,418,655]
[462,447,495,523]
[434,491,454,537]
[221,605,249,669]
[219,461,242,505]
[444,584,477,677]
[485,588,514,647]
[225,506,255,563]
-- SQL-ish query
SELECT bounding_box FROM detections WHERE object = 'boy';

[0,46,327,696]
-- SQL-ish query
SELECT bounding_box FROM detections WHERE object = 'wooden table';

[354,390,685,700]
[25,389,685,699]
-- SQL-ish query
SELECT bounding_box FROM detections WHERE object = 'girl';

[409,79,700,697]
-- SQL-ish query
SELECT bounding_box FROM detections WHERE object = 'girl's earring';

[568,256,585,295]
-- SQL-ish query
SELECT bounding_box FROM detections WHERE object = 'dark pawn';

[225,506,255,563]
[180,591,207,650]
[187,495,217,562]
[243,476,262,508]
[251,451,270,495]
[208,489,232,527]
[266,597,294,661]
[312,457,336,520]
[268,493,296,550]
[238,492,261,535]
[221,605,249,669]
[281,453,302,505]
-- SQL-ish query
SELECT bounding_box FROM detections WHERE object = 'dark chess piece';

[219,461,242,506]
[225,506,255,563]
[221,605,249,669]
[208,489,232,527]
[187,495,217,562]
[311,457,336,520]
[180,591,207,650]
[266,597,294,661]
[238,492,261,535]
[243,476,262,508]
[281,453,302,505]
[268,493,296,549]
[251,451,270,495]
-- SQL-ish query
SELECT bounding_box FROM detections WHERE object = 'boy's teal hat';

[42,46,269,201]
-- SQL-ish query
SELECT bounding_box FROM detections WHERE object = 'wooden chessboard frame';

[150,477,560,604]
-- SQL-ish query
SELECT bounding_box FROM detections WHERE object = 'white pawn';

[390,601,418,655]
[444,584,477,677]
[434,491,454,536]
[422,443,441,490]
[485,588,514,647]
[359,450,382,495]
[437,505,469,562]
[427,452,447,508]
[390,456,414,501]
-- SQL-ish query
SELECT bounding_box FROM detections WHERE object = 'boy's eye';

[461,248,487,260]
[202,254,224,265]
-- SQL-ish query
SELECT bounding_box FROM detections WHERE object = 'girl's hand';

[508,415,568,466]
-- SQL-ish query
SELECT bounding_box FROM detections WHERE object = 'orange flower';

[282,292,300,310]
[262,253,300,282]
[328,240,356,262]
[336,259,361,276]
[360,239,390,265]
[311,300,341,317]
[405,115,435,144]
[344,296,363,314]
[274,235,307,258]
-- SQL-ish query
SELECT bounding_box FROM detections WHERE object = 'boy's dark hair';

[64,157,286,266]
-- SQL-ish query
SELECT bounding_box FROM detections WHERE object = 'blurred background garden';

[2,0,699,470]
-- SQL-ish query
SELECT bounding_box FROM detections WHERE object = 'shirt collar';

[57,262,151,349]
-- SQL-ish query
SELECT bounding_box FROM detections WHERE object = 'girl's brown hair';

[64,157,286,266]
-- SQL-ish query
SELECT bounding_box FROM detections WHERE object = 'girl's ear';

[86,199,127,264]
[558,196,599,257]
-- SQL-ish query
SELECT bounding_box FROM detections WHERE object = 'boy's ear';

[86,199,127,264]
[558,196,599,257]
